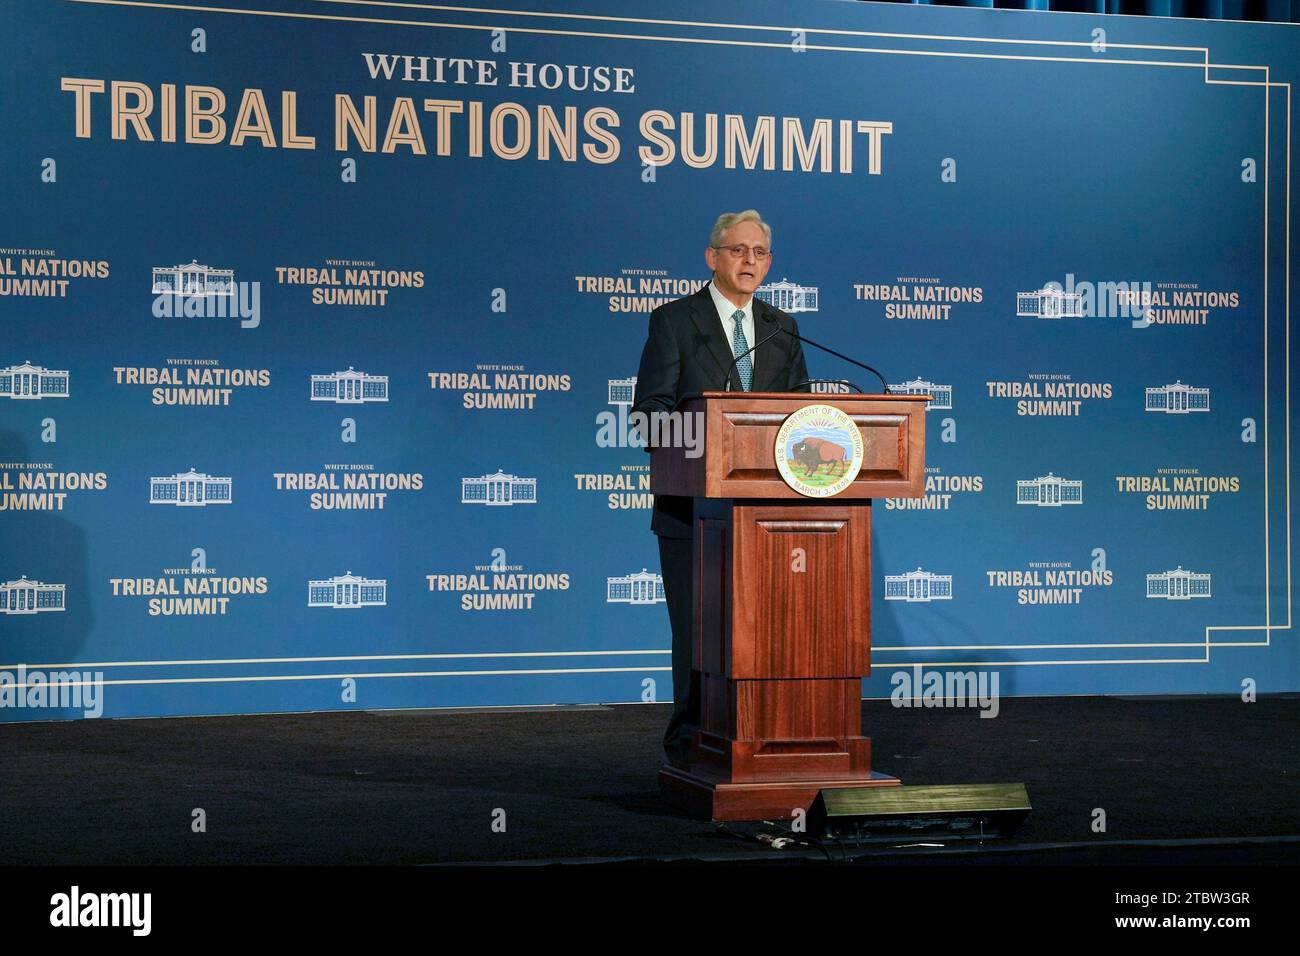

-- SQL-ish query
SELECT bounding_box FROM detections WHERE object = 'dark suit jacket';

[632,282,810,539]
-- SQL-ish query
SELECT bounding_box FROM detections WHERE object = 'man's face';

[705,220,772,303]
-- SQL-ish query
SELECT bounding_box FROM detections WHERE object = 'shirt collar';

[708,279,753,324]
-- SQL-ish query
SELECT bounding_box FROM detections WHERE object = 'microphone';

[761,313,891,394]
[722,320,783,391]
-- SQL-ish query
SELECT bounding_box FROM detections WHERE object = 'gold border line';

[0,654,1212,690]
[57,0,1245,70]
[2,649,670,669]
[307,0,1299,32]
[34,0,1290,675]
[306,0,1211,53]
[3,665,670,690]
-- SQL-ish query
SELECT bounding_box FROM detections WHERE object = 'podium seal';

[774,403,864,498]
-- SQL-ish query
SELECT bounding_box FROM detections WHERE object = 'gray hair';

[709,209,772,249]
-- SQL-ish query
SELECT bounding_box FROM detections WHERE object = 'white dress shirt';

[707,280,756,362]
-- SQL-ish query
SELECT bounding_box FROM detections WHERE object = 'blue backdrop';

[1,0,1294,720]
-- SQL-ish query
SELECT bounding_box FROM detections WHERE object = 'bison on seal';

[790,436,848,476]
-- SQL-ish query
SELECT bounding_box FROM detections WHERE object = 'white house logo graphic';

[311,367,389,404]
[149,469,233,506]
[1146,567,1211,600]
[884,568,953,602]
[1145,381,1210,414]
[308,572,387,608]
[608,377,636,406]
[1,362,69,400]
[607,569,665,604]
[1017,288,1085,319]
[1016,473,1083,507]
[887,377,952,411]
[151,260,234,296]
[756,278,819,313]
[461,470,537,506]
[0,576,66,614]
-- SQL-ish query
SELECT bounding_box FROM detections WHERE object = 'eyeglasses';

[714,244,771,261]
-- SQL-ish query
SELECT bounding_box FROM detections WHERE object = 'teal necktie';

[731,309,753,391]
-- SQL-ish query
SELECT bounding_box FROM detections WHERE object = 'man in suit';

[632,209,809,766]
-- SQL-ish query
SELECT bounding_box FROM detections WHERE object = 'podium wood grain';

[652,392,928,820]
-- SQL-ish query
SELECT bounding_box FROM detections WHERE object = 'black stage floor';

[3,695,1298,865]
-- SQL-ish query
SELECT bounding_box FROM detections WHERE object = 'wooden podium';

[653,391,928,821]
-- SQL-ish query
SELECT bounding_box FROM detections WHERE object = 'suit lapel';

[689,284,737,389]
